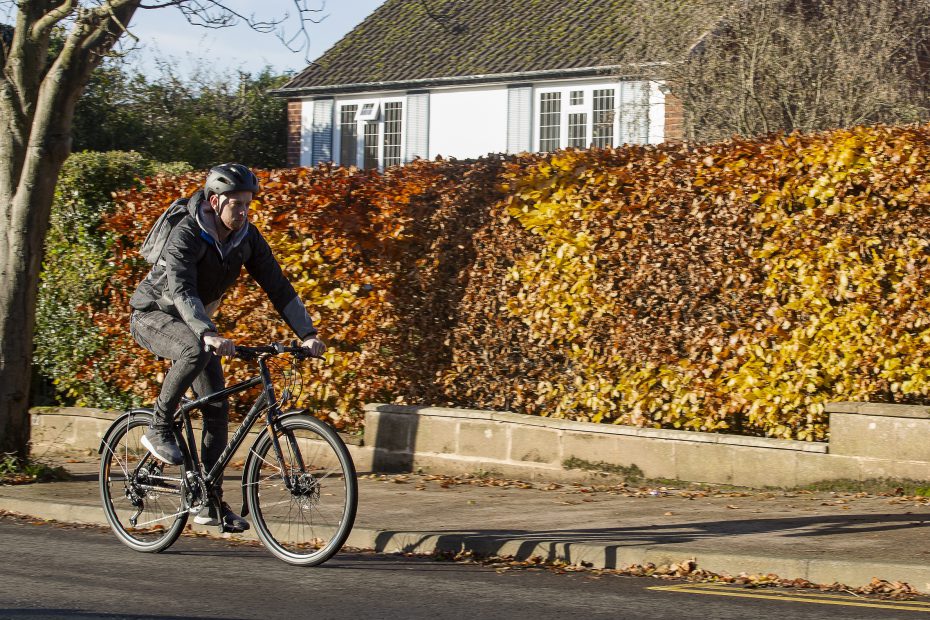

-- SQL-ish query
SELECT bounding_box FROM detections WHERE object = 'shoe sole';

[140,434,183,466]
[192,515,249,532]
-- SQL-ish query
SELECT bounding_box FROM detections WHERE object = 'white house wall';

[300,99,315,168]
[648,81,666,145]
[428,86,509,160]
[299,78,668,166]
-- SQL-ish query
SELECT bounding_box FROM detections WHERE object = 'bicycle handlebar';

[234,342,321,361]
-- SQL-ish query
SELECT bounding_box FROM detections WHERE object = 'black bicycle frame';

[172,355,292,490]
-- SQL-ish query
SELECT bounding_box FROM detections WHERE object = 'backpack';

[139,198,191,265]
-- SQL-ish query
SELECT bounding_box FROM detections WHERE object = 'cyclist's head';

[204,163,259,201]
[205,164,258,232]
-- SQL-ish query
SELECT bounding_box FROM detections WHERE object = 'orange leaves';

[94,160,504,430]
[81,124,930,439]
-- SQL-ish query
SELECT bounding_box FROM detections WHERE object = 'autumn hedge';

[62,124,930,439]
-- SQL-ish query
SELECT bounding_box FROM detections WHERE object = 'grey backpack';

[139,198,190,265]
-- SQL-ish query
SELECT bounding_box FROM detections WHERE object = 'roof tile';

[282,0,641,90]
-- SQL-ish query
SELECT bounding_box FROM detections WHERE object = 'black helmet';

[205,163,259,199]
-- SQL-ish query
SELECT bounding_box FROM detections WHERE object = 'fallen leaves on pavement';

[429,549,924,600]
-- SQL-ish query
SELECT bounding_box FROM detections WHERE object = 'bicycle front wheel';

[244,414,357,566]
[99,409,188,553]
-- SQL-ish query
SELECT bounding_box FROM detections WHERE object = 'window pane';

[539,92,561,152]
[570,90,584,106]
[383,101,403,168]
[568,112,587,148]
[363,122,379,170]
[593,89,615,148]
[340,105,358,167]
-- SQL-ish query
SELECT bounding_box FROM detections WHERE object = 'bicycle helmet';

[205,163,260,199]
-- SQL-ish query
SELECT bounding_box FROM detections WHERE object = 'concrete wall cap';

[366,403,827,453]
[826,402,930,419]
[30,407,120,421]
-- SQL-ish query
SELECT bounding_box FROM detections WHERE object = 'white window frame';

[534,82,651,152]
[357,102,380,121]
[333,96,406,171]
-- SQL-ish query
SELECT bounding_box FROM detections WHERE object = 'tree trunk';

[0,1,141,457]
[0,199,49,455]
[0,141,68,457]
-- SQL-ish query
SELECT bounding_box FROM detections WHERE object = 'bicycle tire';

[244,414,358,566]
[99,409,188,553]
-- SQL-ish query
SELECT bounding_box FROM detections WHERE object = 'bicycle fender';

[239,409,309,517]
[98,408,154,454]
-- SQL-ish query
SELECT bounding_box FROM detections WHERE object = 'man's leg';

[130,310,212,463]
[189,343,249,531]
[192,355,228,490]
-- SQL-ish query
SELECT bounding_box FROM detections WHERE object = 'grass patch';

[795,477,930,496]
[563,457,644,482]
[0,453,71,485]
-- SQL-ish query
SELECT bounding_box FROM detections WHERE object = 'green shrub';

[34,151,191,407]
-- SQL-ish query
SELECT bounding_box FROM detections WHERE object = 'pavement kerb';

[3,492,929,591]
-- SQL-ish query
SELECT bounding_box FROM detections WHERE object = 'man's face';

[211,190,253,232]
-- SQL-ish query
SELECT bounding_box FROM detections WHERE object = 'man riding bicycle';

[128,163,325,532]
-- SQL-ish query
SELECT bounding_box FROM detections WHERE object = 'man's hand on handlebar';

[301,336,327,358]
[203,332,236,357]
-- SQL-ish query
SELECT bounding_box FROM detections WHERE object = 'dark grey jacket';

[129,191,317,340]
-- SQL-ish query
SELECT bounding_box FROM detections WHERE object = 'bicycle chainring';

[184,471,210,514]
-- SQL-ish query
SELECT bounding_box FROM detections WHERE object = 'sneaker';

[194,501,250,532]
[140,426,183,466]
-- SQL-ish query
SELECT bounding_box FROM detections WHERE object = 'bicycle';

[98,342,358,566]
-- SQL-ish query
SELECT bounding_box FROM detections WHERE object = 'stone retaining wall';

[364,402,930,487]
[28,401,930,487]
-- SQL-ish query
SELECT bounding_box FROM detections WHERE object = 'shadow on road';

[372,512,930,562]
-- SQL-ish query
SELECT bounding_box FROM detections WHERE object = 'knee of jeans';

[180,343,212,368]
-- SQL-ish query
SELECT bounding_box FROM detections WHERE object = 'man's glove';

[203,333,235,357]
[301,336,326,357]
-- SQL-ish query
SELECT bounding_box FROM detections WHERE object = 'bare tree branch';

[626,0,930,141]
[135,0,327,62]
[30,1,79,41]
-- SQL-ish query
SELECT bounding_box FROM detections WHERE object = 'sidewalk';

[3,455,930,590]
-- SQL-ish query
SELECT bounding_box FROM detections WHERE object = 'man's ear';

[207,193,219,213]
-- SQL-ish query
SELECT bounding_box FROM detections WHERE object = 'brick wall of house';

[664,91,684,142]
[287,100,302,167]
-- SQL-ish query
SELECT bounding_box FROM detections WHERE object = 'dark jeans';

[130,309,228,495]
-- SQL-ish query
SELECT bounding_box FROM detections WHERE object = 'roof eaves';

[270,63,669,97]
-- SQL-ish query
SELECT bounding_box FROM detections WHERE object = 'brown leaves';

[83,124,930,439]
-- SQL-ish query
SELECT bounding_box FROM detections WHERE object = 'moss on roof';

[283,0,648,90]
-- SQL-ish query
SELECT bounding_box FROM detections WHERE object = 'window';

[592,89,615,148]
[383,102,403,168]
[363,122,379,170]
[337,98,404,170]
[537,83,649,151]
[357,102,379,121]
[568,113,587,148]
[539,92,561,152]
[340,105,359,167]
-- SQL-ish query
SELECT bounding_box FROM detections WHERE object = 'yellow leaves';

[91,125,930,438]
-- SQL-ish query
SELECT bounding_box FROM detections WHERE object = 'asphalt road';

[0,514,927,620]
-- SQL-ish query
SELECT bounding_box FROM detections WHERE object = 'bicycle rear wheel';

[244,414,357,566]
[99,409,188,552]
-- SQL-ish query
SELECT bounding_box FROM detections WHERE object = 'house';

[273,0,683,170]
